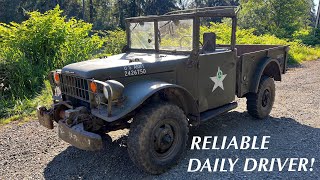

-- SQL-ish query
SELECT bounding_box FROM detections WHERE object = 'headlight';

[103,86,110,100]
[91,80,124,103]
[103,80,124,101]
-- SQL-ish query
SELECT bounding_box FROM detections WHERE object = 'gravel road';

[1,60,320,179]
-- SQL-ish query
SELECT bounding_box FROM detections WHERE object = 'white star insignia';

[210,67,227,92]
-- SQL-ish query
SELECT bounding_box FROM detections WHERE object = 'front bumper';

[58,121,103,151]
[37,106,103,151]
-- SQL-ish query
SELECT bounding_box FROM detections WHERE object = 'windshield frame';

[125,8,237,54]
[158,19,194,52]
[129,21,156,50]
[126,15,197,54]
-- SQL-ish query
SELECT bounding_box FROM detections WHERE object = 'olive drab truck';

[37,7,288,174]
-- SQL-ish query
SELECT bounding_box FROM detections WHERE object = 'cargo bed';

[232,45,289,97]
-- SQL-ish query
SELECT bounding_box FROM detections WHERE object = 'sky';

[315,0,319,13]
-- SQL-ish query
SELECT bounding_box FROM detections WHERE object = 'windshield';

[129,19,193,51]
[159,19,193,51]
[130,22,155,49]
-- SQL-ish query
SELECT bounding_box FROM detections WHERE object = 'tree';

[0,0,23,23]
[144,0,177,15]
[238,0,314,38]
[0,0,82,24]
[0,0,315,34]
[112,0,178,28]
[177,0,193,9]
[183,0,239,8]
[315,0,320,29]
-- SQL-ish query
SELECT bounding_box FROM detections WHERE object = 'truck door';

[197,50,237,112]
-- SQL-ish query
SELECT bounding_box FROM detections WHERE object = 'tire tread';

[246,76,275,119]
[127,102,188,174]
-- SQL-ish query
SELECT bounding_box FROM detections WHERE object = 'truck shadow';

[43,111,320,179]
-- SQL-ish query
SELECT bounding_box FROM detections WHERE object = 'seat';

[201,32,216,53]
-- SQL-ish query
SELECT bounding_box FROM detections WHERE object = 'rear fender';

[250,58,281,93]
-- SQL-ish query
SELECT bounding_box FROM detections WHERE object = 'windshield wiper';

[131,23,139,31]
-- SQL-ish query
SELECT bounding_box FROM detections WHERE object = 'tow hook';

[37,106,54,129]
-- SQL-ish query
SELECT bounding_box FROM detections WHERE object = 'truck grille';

[59,74,90,102]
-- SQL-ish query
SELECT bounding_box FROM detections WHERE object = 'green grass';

[0,81,52,126]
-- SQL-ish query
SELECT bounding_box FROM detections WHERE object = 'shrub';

[0,6,104,118]
[101,29,126,55]
[293,28,320,46]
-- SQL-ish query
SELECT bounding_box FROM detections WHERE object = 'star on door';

[210,67,227,92]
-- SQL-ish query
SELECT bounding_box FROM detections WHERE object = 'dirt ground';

[0,60,319,179]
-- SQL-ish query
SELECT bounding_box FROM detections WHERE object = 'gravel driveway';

[1,60,319,179]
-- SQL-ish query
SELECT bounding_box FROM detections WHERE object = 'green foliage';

[201,23,320,63]
[0,0,83,25]
[100,29,126,55]
[293,28,320,46]
[0,80,52,125]
[0,0,317,42]
[238,0,313,38]
[0,6,103,118]
[0,0,182,30]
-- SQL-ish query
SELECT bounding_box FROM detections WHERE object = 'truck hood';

[62,52,189,79]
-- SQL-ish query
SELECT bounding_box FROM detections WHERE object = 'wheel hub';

[162,134,172,144]
[154,124,174,154]
[262,89,271,107]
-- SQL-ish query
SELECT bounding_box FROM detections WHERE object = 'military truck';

[37,7,289,174]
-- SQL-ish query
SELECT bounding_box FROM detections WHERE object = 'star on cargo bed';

[210,67,227,92]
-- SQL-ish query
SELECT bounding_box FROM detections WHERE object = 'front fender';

[91,81,198,122]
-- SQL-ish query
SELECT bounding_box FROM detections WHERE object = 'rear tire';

[246,76,275,119]
[127,102,188,174]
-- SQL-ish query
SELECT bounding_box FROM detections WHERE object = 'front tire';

[246,76,275,119]
[127,102,189,174]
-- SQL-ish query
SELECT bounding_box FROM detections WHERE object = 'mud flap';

[58,121,103,151]
[37,106,54,129]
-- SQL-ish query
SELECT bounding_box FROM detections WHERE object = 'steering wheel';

[179,35,192,48]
